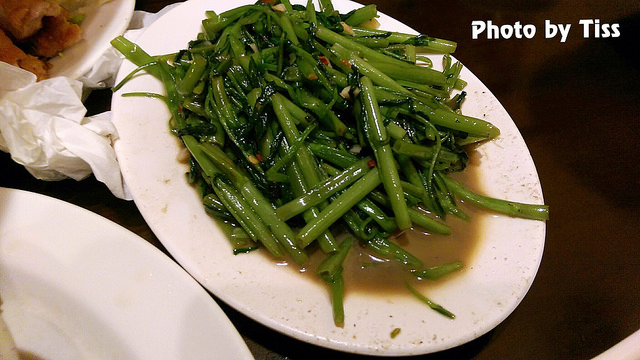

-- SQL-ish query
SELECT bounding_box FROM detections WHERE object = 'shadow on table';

[526,12,640,208]
[518,11,640,360]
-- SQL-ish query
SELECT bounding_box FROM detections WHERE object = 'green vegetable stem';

[112,0,548,324]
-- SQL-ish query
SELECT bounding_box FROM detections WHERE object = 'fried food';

[32,12,81,57]
[0,0,84,79]
[0,27,48,79]
[0,0,64,40]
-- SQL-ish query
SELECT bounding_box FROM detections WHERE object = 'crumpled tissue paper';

[0,4,181,200]
[0,63,127,198]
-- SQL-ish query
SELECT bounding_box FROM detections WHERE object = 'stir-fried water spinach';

[111,0,549,326]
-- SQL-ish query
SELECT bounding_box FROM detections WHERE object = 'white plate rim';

[0,187,254,360]
[111,0,547,356]
[48,0,136,79]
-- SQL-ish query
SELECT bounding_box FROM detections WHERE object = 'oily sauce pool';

[278,150,487,297]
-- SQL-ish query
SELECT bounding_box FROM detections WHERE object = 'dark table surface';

[2,0,639,359]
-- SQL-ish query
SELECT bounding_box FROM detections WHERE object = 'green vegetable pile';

[112,0,549,326]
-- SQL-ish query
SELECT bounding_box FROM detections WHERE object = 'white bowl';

[48,0,135,79]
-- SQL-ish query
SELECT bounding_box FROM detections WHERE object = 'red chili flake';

[261,0,275,3]
[340,59,352,68]
[319,56,330,66]
[307,73,319,80]
[177,106,183,114]
[367,159,377,167]
[255,153,264,162]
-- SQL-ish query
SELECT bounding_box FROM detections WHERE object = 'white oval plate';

[48,0,136,79]
[0,187,254,360]
[111,0,546,356]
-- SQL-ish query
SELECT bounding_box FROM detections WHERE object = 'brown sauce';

[278,149,487,296]
[291,201,483,297]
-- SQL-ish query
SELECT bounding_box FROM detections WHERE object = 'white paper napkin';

[0,4,182,200]
[0,66,127,197]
